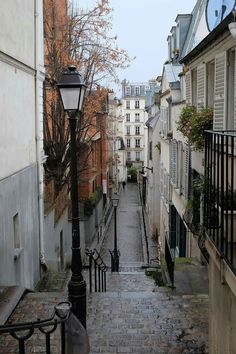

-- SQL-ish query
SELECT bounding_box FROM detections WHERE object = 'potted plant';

[176,106,213,151]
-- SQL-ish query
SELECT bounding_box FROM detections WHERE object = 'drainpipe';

[34,0,47,271]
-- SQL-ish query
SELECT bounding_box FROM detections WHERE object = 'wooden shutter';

[214,52,226,130]
[197,64,206,110]
[170,141,178,188]
[182,144,190,200]
[185,71,192,105]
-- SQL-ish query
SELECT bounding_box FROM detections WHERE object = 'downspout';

[34,0,47,272]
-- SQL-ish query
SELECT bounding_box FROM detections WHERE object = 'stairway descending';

[87,262,209,354]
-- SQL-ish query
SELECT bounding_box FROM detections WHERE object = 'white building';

[121,80,160,177]
[0,1,45,290]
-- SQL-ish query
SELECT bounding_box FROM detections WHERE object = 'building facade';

[0,1,45,289]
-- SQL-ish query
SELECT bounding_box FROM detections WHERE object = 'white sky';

[75,0,197,93]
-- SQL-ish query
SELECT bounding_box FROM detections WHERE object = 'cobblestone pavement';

[0,183,209,353]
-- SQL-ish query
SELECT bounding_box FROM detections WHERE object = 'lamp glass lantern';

[112,194,119,207]
[57,65,87,112]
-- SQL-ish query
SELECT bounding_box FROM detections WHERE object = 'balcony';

[204,130,236,274]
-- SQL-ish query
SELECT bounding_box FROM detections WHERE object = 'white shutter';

[170,141,178,188]
[214,52,226,130]
[182,144,190,200]
[185,71,192,105]
[197,64,206,110]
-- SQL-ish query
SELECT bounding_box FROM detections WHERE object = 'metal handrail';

[0,301,71,354]
[85,248,108,293]
[165,234,175,287]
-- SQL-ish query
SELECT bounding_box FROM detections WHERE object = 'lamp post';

[57,65,87,328]
[111,193,120,272]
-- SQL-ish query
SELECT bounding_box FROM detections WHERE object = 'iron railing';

[0,301,71,354]
[165,234,175,287]
[85,248,108,293]
[204,130,236,274]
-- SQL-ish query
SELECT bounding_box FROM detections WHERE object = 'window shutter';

[160,107,164,135]
[197,64,206,110]
[170,141,178,188]
[182,144,190,200]
[214,53,226,130]
[185,71,192,105]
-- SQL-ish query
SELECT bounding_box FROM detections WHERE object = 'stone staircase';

[87,262,209,354]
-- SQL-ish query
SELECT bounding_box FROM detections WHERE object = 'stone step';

[87,290,209,354]
[0,286,25,325]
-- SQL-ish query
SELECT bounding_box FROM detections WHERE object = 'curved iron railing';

[0,301,71,354]
[85,248,109,293]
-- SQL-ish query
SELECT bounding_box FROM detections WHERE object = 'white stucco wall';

[0,1,35,68]
[0,62,36,179]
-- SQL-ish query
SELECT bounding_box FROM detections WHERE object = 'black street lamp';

[111,193,120,272]
[57,65,87,328]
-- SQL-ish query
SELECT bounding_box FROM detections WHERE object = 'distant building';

[121,79,159,171]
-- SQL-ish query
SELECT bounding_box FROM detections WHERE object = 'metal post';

[67,114,87,328]
[112,205,119,272]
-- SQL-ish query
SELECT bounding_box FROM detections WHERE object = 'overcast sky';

[76,0,197,94]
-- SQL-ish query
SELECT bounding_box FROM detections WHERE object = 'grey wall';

[0,164,40,290]
[44,208,71,271]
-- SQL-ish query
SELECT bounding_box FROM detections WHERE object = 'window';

[135,126,140,135]
[135,113,140,122]
[135,139,140,148]
[149,141,152,160]
[126,100,130,109]
[13,213,20,249]
[126,126,130,135]
[126,113,130,122]
[135,151,140,161]
[135,86,140,95]
[127,151,131,161]
[126,139,131,148]
[125,86,131,96]
[135,100,140,109]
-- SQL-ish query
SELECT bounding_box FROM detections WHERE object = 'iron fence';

[204,130,236,273]
[0,301,71,354]
[85,248,108,293]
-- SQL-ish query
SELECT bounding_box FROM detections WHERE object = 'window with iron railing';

[126,100,130,109]
[126,139,131,148]
[135,151,140,161]
[127,151,131,161]
[135,100,140,109]
[126,126,130,135]
[135,113,140,122]
[126,113,130,122]
[135,139,140,148]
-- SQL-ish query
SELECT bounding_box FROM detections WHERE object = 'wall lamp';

[229,11,236,39]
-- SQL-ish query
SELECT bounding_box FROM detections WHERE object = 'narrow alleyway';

[0,183,209,354]
[87,183,209,354]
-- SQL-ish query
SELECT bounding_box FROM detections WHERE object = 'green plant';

[127,166,137,181]
[83,190,100,216]
[177,106,213,151]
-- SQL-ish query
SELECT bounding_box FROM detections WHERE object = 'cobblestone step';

[87,290,209,354]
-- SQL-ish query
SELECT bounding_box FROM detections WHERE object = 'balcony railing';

[204,130,236,274]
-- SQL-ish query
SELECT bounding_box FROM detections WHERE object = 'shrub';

[177,106,213,151]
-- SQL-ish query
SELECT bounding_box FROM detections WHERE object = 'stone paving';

[0,183,209,353]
